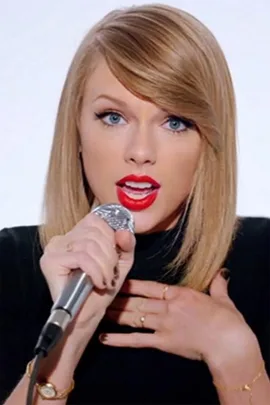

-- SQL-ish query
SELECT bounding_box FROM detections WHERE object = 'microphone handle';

[34,203,134,356]
[34,270,93,356]
[52,269,93,319]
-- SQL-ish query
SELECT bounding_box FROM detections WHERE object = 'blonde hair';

[39,3,239,292]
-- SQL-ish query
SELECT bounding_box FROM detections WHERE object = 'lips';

[116,174,161,211]
[116,174,160,188]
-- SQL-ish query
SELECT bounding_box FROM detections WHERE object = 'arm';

[207,218,270,404]
[206,333,270,405]
[4,315,102,405]
[1,218,135,405]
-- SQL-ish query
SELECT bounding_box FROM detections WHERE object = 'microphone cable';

[26,321,64,405]
[26,351,45,405]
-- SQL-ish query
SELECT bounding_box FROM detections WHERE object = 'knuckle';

[97,217,114,233]
[84,212,97,226]
[49,235,62,245]
[137,298,146,312]
[132,314,140,328]
[44,235,68,255]
[86,225,103,239]
[39,253,48,270]
[44,239,58,253]
[39,251,58,275]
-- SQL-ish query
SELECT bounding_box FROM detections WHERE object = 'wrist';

[205,331,262,383]
[37,340,79,387]
[36,309,105,386]
[203,324,258,366]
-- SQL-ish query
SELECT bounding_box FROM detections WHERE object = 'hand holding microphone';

[37,204,135,355]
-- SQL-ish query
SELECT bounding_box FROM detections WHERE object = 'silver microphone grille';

[92,203,135,234]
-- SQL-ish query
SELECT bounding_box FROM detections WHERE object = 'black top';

[0,217,269,404]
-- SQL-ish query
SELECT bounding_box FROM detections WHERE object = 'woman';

[0,3,269,405]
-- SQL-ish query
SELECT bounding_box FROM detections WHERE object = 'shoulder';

[0,225,47,312]
[225,216,269,325]
[0,224,43,276]
[227,216,270,265]
[0,224,42,266]
[228,217,270,375]
[0,224,41,251]
[234,216,270,243]
[0,226,51,402]
[224,216,269,315]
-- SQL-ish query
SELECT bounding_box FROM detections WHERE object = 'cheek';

[79,131,121,197]
[81,130,117,170]
[165,136,201,187]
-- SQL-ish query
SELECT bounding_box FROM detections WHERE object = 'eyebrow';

[92,94,171,119]
[92,94,129,107]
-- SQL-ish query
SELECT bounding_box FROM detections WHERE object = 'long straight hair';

[39,4,239,292]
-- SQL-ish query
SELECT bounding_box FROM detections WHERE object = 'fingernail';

[113,267,119,279]
[111,279,116,288]
[220,268,230,281]
[99,333,108,343]
[116,246,121,256]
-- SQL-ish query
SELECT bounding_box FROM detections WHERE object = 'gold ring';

[161,285,169,300]
[140,315,146,328]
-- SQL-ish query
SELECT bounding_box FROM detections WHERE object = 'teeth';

[124,189,153,199]
[125,181,153,189]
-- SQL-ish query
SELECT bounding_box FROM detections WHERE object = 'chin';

[130,210,177,234]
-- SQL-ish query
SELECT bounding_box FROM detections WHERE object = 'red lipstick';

[116,175,161,211]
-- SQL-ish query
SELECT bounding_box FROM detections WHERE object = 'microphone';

[34,203,135,356]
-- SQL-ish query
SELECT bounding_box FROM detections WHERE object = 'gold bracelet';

[213,360,265,405]
[26,359,75,400]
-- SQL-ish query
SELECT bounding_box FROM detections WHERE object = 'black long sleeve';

[0,217,269,404]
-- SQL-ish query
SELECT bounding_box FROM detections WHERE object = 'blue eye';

[95,111,125,126]
[163,116,193,133]
[95,111,194,133]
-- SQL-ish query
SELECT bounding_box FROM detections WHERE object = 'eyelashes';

[95,111,125,127]
[94,110,195,134]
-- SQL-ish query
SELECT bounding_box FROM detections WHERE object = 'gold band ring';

[161,285,169,300]
[140,315,146,328]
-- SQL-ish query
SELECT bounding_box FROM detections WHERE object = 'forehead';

[83,57,161,115]
[85,58,130,101]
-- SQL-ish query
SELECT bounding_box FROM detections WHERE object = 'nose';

[124,126,157,166]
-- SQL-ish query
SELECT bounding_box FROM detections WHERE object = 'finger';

[75,212,115,240]
[106,309,162,330]
[64,239,118,289]
[99,332,161,349]
[109,296,168,314]
[209,269,235,308]
[115,230,136,253]
[63,229,118,286]
[41,250,107,290]
[67,227,117,263]
[120,279,179,300]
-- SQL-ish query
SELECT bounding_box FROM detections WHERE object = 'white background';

[0,0,269,229]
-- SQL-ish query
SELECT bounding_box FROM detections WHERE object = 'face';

[79,58,202,234]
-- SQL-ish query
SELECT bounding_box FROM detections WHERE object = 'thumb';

[114,230,136,276]
[115,229,136,253]
[209,268,231,302]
